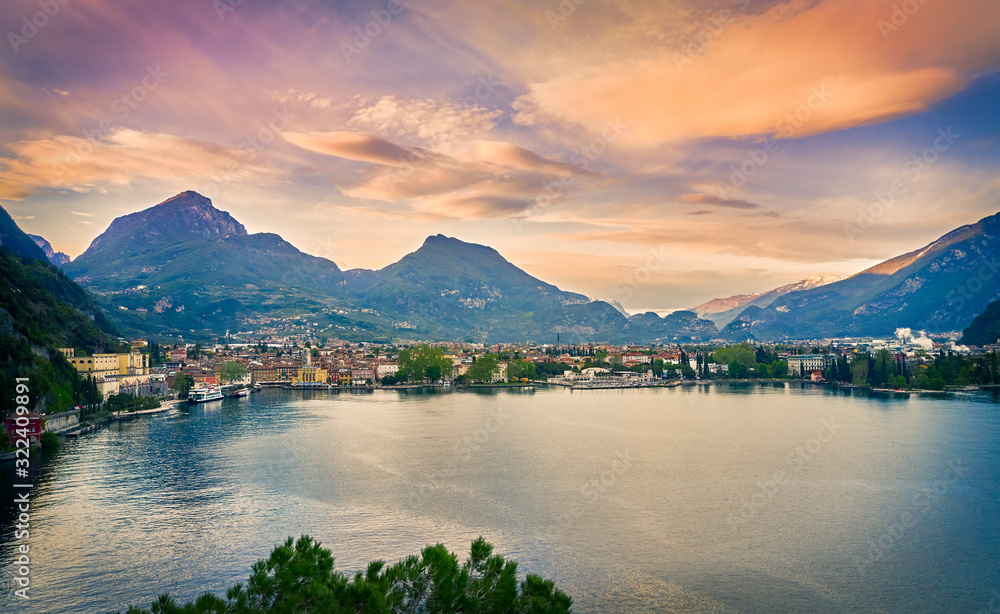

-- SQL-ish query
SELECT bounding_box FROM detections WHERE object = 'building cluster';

[61,340,167,400]
[60,331,987,402]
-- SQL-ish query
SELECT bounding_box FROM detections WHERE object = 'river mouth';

[2,384,998,613]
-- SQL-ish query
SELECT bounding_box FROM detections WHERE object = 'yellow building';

[68,350,150,377]
[291,366,328,386]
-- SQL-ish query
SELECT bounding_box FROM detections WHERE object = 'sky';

[1,0,999,313]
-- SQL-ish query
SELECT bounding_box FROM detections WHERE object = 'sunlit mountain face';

[2,0,999,312]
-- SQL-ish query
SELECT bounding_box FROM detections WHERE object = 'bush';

[41,431,60,448]
[120,536,572,614]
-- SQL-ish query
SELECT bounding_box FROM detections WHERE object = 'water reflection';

[0,386,997,614]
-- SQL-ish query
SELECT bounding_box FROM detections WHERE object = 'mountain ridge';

[60,191,719,342]
[30,234,71,267]
[724,211,1000,340]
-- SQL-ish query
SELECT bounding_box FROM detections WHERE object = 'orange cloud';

[467,141,585,175]
[282,131,415,166]
[284,131,592,219]
[520,0,999,144]
[0,129,263,200]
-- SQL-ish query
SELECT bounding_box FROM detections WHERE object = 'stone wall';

[43,409,80,433]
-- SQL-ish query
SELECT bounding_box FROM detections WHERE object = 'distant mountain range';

[60,191,719,343]
[692,275,844,327]
[18,191,1000,343]
[29,234,71,267]
[722,212,1000,341]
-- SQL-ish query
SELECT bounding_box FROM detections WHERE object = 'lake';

[2,384,999,613]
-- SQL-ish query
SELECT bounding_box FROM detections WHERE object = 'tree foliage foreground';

[121,535,572,614]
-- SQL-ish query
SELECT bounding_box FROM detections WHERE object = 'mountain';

[352,234,591,340]
[350,235,719,343]
[723,212,1000,341]
[960,300,1000,346]
[64,192,364,339]
[0,206,48,261]
[622,310,718,343]
[30,234,71,267]
[599,299,630,317]
[693,276,844,327]
[64,191,719,342]
[0,205,124,413]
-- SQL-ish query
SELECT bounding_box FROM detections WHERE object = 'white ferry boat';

[187,386,224,403]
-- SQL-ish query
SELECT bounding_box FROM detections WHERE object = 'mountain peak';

[82,191,247,255]
[158,190,213,210]
[29,234,71,266]
[418,234,503,258]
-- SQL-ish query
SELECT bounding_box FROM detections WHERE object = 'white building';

[377,363,399,377]
[786,354,835,374]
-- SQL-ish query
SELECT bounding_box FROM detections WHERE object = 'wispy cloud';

[678,193,759,209]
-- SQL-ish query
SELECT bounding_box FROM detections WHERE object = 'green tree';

[398,345,453,382]
[714,343,757,372]
[872,349,892,387]
[851,359,870,387]
[425,364,443,382]
[219,361,248,385]
[171,373,195,399]
[187,344,203,359]
[149,341,161,365]
[770,359,788,378]
[507,359,537,381]
[468,353,500,382]
[120,536,572,614]
[728,360,747,378]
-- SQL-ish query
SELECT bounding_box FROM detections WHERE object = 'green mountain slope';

[64,192,369,339]
[351,235,718,342]
[0,209,124,417]
[961,300,1000,346]
[0,206,48,261]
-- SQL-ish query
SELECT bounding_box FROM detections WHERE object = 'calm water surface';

[1,384,999,613]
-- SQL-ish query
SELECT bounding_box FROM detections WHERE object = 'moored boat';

[188,386,224,403]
